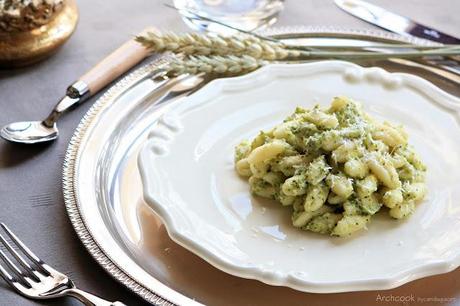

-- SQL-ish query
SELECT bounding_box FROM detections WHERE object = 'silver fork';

[0,223,127,306]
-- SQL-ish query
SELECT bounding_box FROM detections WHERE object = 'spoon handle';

[42,28,154,127]
[79,31,151,94]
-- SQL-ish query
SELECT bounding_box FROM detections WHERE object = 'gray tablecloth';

[0,1,459,305]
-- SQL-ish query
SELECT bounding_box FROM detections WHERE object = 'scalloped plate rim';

[138,60,460,293]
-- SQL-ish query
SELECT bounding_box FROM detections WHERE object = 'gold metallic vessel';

[0,0,78,68]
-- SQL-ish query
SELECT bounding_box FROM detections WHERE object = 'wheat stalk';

[167,55,265,76]
[137,31,460,62]
[137,28,460,78]
[136,31,303,60]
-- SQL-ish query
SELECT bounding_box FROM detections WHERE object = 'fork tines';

[0,223,50,290]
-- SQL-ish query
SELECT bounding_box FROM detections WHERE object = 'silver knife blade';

[334,0,460,44]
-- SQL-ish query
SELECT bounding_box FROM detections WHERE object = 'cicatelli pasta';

[234,97,427,237]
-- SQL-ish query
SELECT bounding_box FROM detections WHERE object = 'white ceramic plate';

[139,60,460,293]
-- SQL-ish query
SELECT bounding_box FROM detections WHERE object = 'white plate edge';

[138,60,460,293]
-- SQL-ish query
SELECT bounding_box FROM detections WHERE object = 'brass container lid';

[0,0,78,67]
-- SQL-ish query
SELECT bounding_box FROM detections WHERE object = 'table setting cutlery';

[334,0,460,44]
[2,1,460,305]
[1,30,151,144]
[334,0,460,74]
[0,223,126,305]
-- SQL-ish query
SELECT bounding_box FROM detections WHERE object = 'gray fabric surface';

[0,0,458,305]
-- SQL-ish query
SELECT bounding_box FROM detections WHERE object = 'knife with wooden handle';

[334,0,460,44]
[334,0,460,75]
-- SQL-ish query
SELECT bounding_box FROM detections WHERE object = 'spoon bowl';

[0,121,58,144]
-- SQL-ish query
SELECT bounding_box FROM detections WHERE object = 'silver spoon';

[1,29,152,144]
[1,81,89,144]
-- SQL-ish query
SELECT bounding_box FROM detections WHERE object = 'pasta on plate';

[235,97,427,237]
